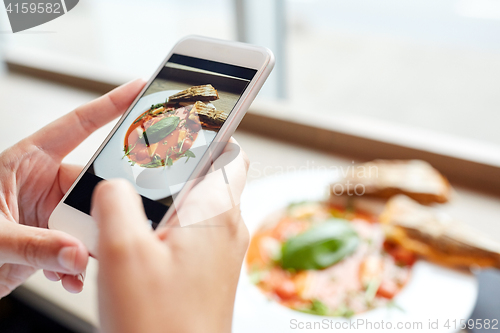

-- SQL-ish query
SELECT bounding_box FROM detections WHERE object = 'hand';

[0,79,146,297]
[92,139,250,333]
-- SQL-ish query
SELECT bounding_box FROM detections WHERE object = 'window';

[1,0,235,79]
[284,0,500,147]
[2,0,500,150]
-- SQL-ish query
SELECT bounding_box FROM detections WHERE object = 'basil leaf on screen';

[145,117,180,144]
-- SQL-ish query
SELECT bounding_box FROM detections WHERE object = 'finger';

[61,270,86,294]
[163,138,249,228]
[215,137,250,199]
[224,137,249,170]
[91,179,151,258]
[30,79,146,160]
[0,222,88,274]
[0,264,36,298]
[43,270,62,281]
[44,269,86,293]
[58,164,84,194]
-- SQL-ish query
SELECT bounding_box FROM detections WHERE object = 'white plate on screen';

[233,170,478,333]
[94,90,216,200]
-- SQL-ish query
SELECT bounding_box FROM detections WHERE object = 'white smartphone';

[49,36,274,256]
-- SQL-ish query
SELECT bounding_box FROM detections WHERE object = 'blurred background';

[0,1,500,332]
[2,0,500,147]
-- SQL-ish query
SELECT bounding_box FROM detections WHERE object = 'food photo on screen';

[63,54,256,226]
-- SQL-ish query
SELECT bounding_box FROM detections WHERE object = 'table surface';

[0,71,498,331]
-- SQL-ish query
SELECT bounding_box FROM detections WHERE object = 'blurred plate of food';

[233,161,500,333]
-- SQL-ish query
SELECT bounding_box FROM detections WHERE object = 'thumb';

[91,179,151,258]
[171,138,248,227]
[0,222,88,274]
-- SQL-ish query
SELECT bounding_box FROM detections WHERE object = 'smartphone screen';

[64,54,257,228]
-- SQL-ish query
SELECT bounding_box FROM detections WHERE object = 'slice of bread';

[381,195,500,269]
[330,160,452,204]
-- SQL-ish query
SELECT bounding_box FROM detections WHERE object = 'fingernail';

[58,247,77,272]
[77,273,85,284]
[55,272,62,281]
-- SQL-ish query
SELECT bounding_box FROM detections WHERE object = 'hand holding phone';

[49,36,274,255]
[94,139,249,333]
[0,80,146,297]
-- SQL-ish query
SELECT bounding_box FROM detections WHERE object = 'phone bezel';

[48,36,274,256]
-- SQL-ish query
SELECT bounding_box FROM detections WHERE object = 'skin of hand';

[92,139,250,333]
[0,79,146,297]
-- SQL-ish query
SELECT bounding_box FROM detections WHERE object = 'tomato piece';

[174,107,189,120]
[135,147,149,161]
[377,280,399,299]
[187,119,201,132]
[384,241,417,266]
[127,130,139,146]
[275,279,297,301]
[181,138,193,151]
[359,256,383,287]
[395,248,417,266]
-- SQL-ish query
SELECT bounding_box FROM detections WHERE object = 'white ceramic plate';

[94,90,216,200]
[233,170,478,333]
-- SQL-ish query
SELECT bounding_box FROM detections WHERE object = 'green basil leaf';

[152,103,164,109]
[184,150,195,158]
[299,300,329,316]
[332,303,356,318]
[133,111,151,124]
[140,155,164,168]
[281,219,359,270]
[122,142,137,159]
[145,117,180,144]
